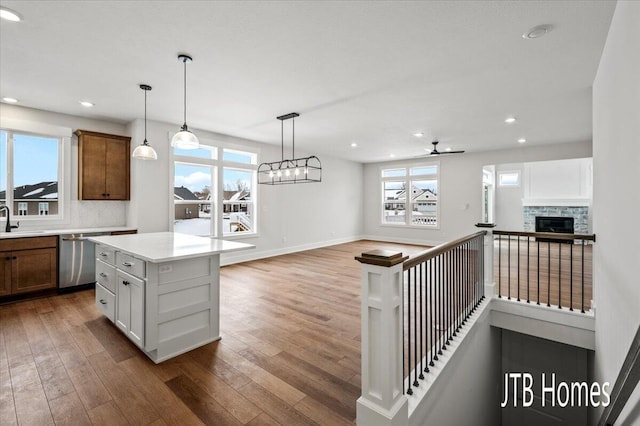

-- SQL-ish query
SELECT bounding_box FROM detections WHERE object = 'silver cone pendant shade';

[171,54,199,150]
[133,84,158,160]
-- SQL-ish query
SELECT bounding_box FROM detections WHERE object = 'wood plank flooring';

[494,238,593,311]
[0,240,427,426]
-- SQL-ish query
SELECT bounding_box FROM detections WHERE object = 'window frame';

[498,170,521,187]
[380,162,440,229]
[171,139,259,239]
[1,127,67,224]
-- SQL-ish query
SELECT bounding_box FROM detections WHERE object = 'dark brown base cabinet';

[0,237,58,297]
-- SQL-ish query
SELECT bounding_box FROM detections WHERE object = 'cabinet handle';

[12,256,17,260]
[5,257,10,260]
[122,280,129,286]
[122,262,133,267]
[99,299,107,305]
[99,252,108,257]
[99,272,107,278]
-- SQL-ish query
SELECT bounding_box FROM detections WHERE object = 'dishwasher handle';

[61,237,91,242]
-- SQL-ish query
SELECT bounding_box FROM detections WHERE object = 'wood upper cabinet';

[75,129,131,200]
[0,236,58,296]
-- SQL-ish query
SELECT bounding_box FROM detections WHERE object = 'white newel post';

[355,250,409,426]
[480,226,496,298]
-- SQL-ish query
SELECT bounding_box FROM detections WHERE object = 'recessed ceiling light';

[350,142,358,148]
[518,138,527,144]
[445,147,452,152]
[2,97,18,103]
[390,154,396,158]
[505,117,516,124]
[413,132,424,138]
[79,100,94,108]
[0,6,22,22]
[522,25,552,40]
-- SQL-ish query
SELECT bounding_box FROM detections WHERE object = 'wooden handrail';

[403,231,487,270]
[493,230,596,242]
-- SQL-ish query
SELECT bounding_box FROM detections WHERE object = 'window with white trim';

[172,143,258,237]
[498,171,520,187]
[381,164,439,227]
[1,129,62,220]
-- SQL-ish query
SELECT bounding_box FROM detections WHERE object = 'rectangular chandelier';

[258,113,322,185]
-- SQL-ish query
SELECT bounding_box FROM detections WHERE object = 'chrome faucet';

[0,205,19,232]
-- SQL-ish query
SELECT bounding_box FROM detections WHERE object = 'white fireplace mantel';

[522,198,591,207]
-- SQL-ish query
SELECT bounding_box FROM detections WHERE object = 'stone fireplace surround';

[523,206,589,234]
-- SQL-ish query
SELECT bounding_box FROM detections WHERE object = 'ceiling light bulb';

[79,101,94,107]
[413,132,424,138]
[269,170,274,178]
[304,167,309,175]
[285,169,291,177]
[518,138,527,144]
[505,117,516,124]
[277,170,282,177]
[2,97,18,103]
[294,168,300,176]
[0,7,22,22]
[351,143,358,148]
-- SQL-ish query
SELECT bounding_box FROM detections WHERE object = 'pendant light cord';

[281,119,284,161]
[183,59,187,125]
[144,88,148,142]
[292,117,295,159]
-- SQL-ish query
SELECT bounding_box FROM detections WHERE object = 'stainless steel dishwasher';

[59,232,110,289]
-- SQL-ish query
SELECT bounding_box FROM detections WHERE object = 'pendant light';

[257,112,322,185]
[132,84,158,160]
[171,54,199,149]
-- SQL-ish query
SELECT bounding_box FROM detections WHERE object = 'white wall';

[127,119,364,264]
[0,104,129,230]
[592,1,640,424]
[523,158,592,202]
[363,141,592,246]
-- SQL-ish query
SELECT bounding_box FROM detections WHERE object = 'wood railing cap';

[355,249,408,267]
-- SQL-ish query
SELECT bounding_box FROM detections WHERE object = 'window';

[381,164,439,227]
[498,171,520,187]
[173,144,258,237]
[0,130,62,220]
[38,202,49,216]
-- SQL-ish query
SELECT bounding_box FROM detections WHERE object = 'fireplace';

[536,216,574,243]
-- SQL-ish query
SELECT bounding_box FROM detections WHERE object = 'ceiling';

[0,1,615,163]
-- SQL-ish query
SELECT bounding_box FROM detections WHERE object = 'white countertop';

[88,232,255,263]
[0,226,137,239]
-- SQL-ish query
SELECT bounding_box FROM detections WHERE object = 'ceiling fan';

[420,140,465,156]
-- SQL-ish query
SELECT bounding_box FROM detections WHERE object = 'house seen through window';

[173,144,257,237]
[381,164,439,227]
[0,130,61,219]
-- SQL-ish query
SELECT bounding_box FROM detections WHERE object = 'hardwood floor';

[0,240,427,426]
[494,238,593,311]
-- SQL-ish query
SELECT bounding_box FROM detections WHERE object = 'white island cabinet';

[89,232,254,363]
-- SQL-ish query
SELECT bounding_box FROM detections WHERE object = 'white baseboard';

[220,235,365,266]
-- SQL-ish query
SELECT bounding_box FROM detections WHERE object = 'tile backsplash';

[69,200,127,228]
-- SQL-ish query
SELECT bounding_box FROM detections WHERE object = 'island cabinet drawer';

[95,283,115,322]
[96,245,116,266]
[96,259,116,293]
[116,252,145,279]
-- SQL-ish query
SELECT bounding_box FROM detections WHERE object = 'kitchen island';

[88,232,254,363]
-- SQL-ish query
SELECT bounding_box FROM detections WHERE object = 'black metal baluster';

[517,236,521,302]
[508,236,511,300]
[570,241,574,311]
[581,240,585,313]
[527,236,530,303]
[419,262,424,379]
[558,242,562,309]
[407,268,412,395]
[537,240,541,305]
[547,241,551,307]
[439,253,445,353]
[432,257,438,362]
[411,266,422,387]
[498,235,502,298]
[424,259,430,372]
